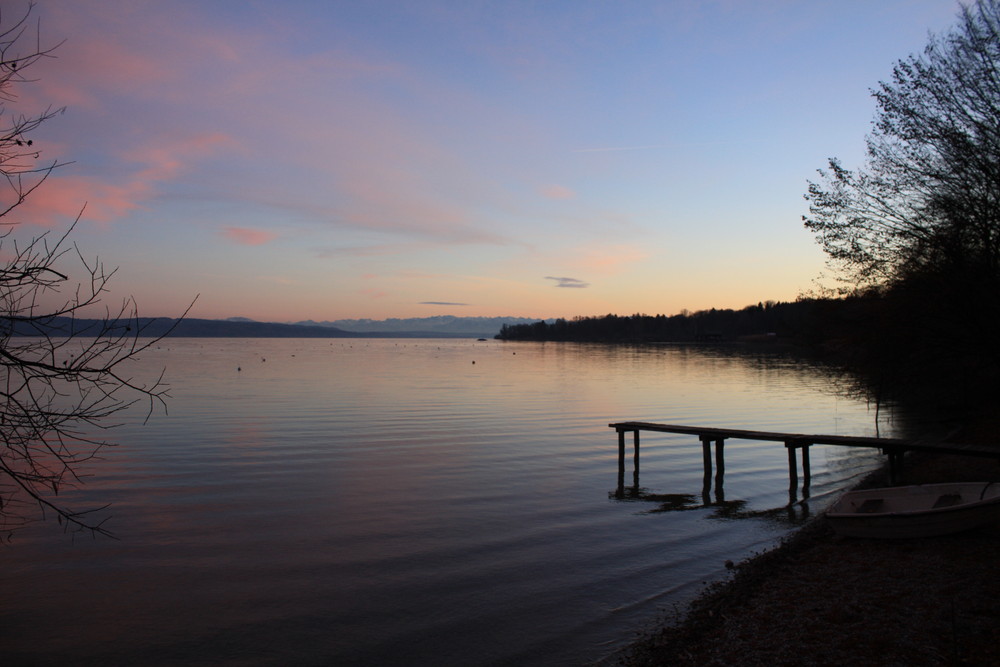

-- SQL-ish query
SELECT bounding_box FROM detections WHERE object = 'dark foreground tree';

[804,0,1000,290]
[804,0,1000,428]
[0,3,184,537]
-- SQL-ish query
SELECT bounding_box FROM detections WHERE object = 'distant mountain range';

[6,315,548,339]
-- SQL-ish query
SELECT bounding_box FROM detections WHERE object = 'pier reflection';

[611,485,813,524]
[613,431,814,524]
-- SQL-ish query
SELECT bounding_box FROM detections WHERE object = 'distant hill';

[4,316,517,338]
[4,317,354,338]
[143,318,356,338]
[293,315,546,338]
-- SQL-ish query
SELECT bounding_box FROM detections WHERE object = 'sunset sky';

[9,0,960,322]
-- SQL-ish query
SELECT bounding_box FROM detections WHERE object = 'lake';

[1,338,889,665]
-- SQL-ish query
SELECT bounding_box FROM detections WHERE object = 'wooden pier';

[609,421,1000,500]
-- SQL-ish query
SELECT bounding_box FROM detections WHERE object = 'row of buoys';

[235,345,514,371]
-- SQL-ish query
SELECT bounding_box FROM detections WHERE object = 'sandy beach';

[617,451,1000,666]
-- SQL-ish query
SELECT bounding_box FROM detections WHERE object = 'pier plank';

[609,421,1000,458]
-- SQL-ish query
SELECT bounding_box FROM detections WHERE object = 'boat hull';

[826,482,1000,539]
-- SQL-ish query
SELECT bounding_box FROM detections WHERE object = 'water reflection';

[613,433,816,525]
[1,338,888,667]
[611,485,814,525]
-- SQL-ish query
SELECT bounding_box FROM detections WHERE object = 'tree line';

[497,301,815,344]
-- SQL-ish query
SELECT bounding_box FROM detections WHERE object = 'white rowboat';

[826,482,1000,539]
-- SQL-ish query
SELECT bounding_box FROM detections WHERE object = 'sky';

[4,0,963,322]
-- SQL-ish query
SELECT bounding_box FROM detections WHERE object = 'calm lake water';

[1,338,890,665]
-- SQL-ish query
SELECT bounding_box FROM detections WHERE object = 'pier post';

[786,441,798,494]
[701,436,713,500]
[714,438,725,474]
[633,430,640,490]
[701,437,712,476]
[617,429,626,497]
[801,444,811,484]
[616,428,641,497]
[714,438,726,502]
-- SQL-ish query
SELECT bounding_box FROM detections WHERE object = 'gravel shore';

[617,452,1000,666]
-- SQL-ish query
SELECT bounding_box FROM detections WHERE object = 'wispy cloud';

[572,138,765,154]
[222,227,279,246]
[573,243,649,273]
[571,144,670,153]
[546,276,589,288]
[420,301,469,306]
[539,184,575,199]
[258,275,297,286]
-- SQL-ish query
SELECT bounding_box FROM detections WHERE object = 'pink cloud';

[18,6,183,113]
[127,133,238,181]
[573,243,649,274]
[10,131,237,229]
[36,41,173,110]
[335,171,511,245]
[540,184,575,200]
[222,227,279,246]
[12,174,146,227]
[21,2,517,249]
[28,3,496,246]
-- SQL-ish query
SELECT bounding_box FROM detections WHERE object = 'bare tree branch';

[0,3,190,538]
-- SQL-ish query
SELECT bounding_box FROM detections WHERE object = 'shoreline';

[613,451,1000,666]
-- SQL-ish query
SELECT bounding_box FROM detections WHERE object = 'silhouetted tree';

[805,0,1000,425]
[804,0,1000,291]
[0,3,184,537]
